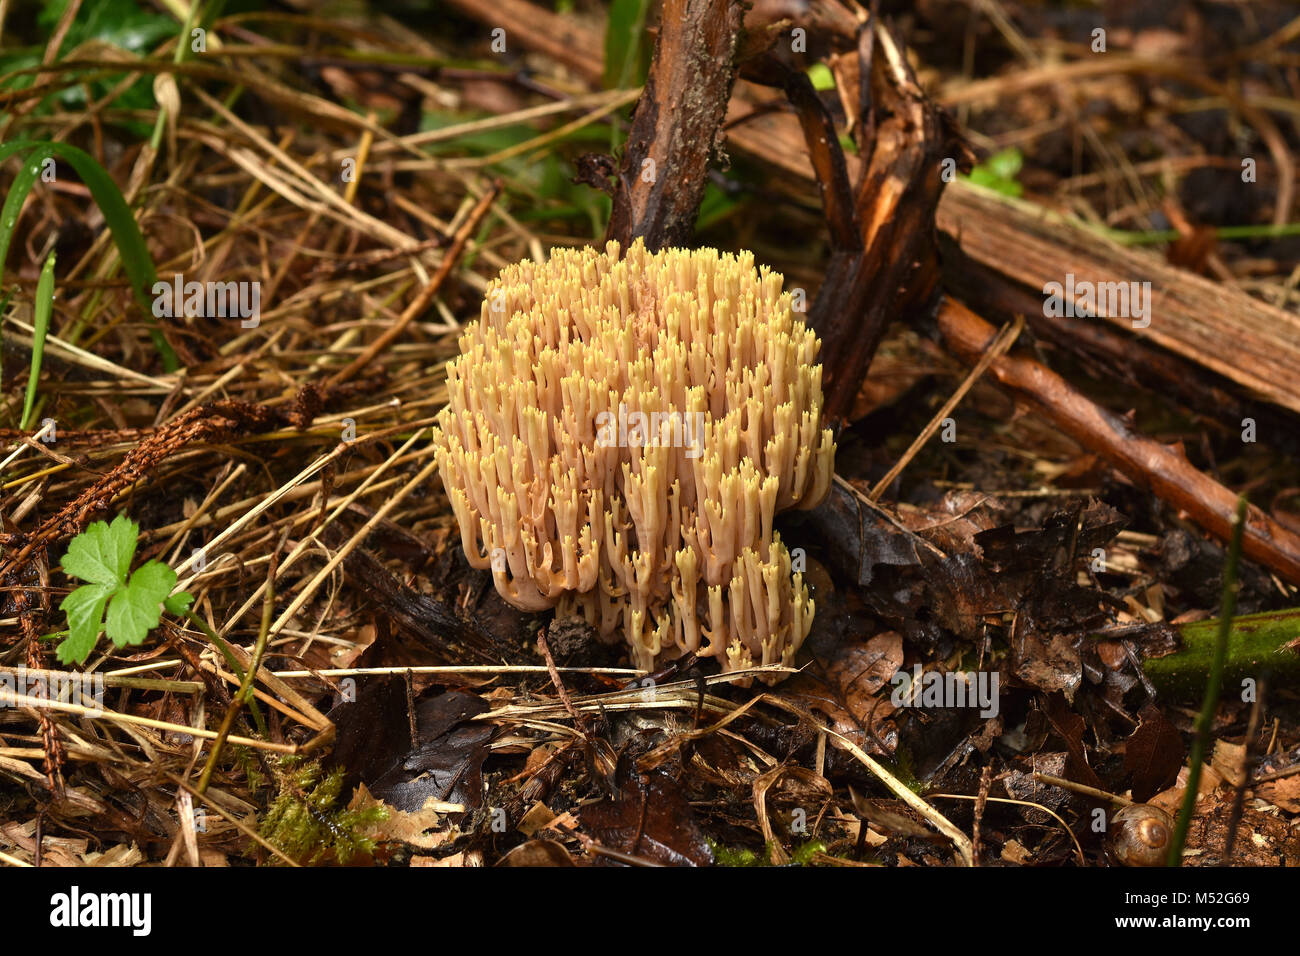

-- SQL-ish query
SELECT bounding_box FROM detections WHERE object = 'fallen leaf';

[578,766,712,867]
[497,839,577,866]
[348,783,450,850]
[1041,694,1103,790]
[1255,774,1300,812]
[1210,740,1247,788]
[1124,703,1184,801]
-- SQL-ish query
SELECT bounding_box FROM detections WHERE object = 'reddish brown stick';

[936,297,1300,585]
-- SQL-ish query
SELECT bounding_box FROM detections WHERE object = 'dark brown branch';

[816,21,965,423]
[604,0,746,251]
[941,240,1300,458]
[737,56,859,252]
[744,18,968,425]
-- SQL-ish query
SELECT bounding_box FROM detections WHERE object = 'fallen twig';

[936,297,1300,586]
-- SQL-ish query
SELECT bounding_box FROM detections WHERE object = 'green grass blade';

[20,248,55,431]
[1167,495,1247,865]
[603,0,652,91]
[0,140,180,371]
[0,143,55,277]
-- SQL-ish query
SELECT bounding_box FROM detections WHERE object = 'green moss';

[710,841,762,867]
[709,838,834,867]
[232,746,265,793]
[1139,608,1300,700]
[259,759,386,865]
[878,748,925,796]
[789,840,828,865]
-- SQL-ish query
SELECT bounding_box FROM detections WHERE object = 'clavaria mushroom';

[432,239,835,683]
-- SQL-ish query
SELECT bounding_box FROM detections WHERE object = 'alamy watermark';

[1043,273,1150,329]
[890,664,999,718]
[595,402,705,459]
[152,274,261,328]
[0,668,105,717]
[49,886,151,936]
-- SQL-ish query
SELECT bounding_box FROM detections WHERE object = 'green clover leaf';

[105,560,177,647]
[60,514,137,587]
[57,583,113,665]
[164,591,195,616]
[55,515,190,664]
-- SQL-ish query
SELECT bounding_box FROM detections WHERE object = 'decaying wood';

[719,84,1300,417]
[739,18,966,423]
[332,538,512,665]
[806,23,966,422]
[936,186,1300,416]
[936,297,1300,587]
[941,245,1300,457]
[604,0,745,251]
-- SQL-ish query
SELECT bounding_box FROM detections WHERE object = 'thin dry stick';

[349,89,640,159]
[445,89,640,168]
[0,690,297,753]
[327,181,502,386]
[0,420,55,480]
[932,793,1086,865]
[868,314,1023,501]
[937,297,1300,584]
[477,666,797,721]
[1032,771,1133,807]
[0,665,202,694]
[537,627,582,725]
[5,317,175,388]
[759,697,974,866]
[272,665,641,678]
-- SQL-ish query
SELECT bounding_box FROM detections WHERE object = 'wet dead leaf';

[328,680,493,813]
[1041,693,1103,790]
[1124,703,1184,801]
[1255,774,1300,812]
[578,766,713,867]
[497,839,577,866]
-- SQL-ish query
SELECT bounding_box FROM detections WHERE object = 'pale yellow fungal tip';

[432,239,836,685]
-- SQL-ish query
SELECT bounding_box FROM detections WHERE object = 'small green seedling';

[56,514,192,665]
[964,147,1024,197]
